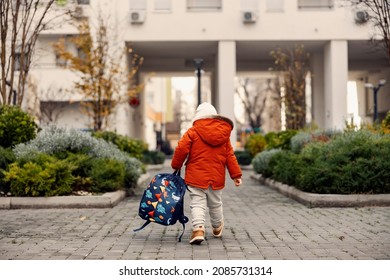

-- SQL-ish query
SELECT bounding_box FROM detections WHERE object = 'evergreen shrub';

[0,105,38,148]
[381,110,390,134]
[257,129,390,194]
[234,150,252,166]
[269,151,305,186]
[3,153,75,196]
[92,131,148,160]
[13,126,143,190]
[252,149,282,177]
[264,130,298,150]
[244,133,267,157]
[290,129,341,154]
[88,158,126,193]
[296,130,390,194]
[142,150,166,165]
[0,147,15,193]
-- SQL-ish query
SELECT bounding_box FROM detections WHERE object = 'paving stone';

[0,160,389,260]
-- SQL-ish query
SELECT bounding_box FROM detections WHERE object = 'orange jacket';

[171,116,242,190]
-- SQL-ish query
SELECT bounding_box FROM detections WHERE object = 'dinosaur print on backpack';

[133,170,188,242]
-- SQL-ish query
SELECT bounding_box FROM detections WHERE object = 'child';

[171,102,242,245]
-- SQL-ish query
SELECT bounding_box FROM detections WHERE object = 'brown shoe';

[189,226,205,245]
[212,221,224,238]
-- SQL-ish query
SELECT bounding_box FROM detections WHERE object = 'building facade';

[31,0,390,147]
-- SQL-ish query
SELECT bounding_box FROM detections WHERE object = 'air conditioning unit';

[74,6,84,18]
[242,11,257,23]
[130,11,146,24]
[355,10,369,24]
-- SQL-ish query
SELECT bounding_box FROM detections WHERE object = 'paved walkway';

[0,160,389,260]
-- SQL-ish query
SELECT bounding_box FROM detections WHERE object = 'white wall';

[121,0,373,42]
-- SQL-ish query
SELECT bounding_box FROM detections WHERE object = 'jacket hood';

[193,115,234,147]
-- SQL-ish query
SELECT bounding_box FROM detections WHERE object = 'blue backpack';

[133,170,189,242]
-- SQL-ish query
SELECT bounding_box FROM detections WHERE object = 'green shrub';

[244,133,267,157]
[262,129,390,194]
[269,151,305,186]
[61,152,127,193]
[264,132,278,149]
[290,129,341,154]
[0,105,38,148]
[275,130,298,150]
[13,126,143,189]
[0,146,15,169]
[4,162,50,196]
[234,150,252,166]
[290,132,312,154]
[63,152,94,191]
[381,111,390,134]
[92,131,148,160]
[264,130,298,150]
[88,158,126,193]
[252,149,282,177]
[3,153,75,197]
[0,147,15,193]
[296,130,390,194]
[142,150,166,165]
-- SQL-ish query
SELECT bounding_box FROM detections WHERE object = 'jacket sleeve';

[226,142,242,179]
[171,129,193,170]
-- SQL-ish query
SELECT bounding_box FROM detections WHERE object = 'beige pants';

[187,185,223,230]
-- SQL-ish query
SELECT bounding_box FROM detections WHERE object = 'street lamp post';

[365,79,387,123]
[193,58,204,106]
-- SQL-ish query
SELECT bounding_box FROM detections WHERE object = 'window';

[77,0,90,5]
[14,52,22,71]
[240,0,258,11]
[154,0,171,12]
[129,0,147,10]
[77,47,86,61]
[298,0,334,9]
[55,53,67,67]
[14,43,29,71]
[187,0,222,11]
[266,0,284,12]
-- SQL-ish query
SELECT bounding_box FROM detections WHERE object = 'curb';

[0,190,126,209]
[0,172,151,209]
[250,173,390,208]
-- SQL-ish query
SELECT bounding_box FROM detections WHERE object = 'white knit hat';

[193,102,217,123]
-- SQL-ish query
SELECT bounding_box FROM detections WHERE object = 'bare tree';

[270,44,310,130]
[235,77,270,132]
[342,0,390,64]
[53,12,143,131]
[0,0,58,106]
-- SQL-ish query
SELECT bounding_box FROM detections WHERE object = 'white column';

[216,40,237,147]
[311,53,325,128]
[324,40,348,130]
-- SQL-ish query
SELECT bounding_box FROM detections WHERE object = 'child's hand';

[234,178,242,187]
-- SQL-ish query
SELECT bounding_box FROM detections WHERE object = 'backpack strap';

[178,223,185,242]
[133,220,151,232]
[174,170,188,242]
[178,215,189,242]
